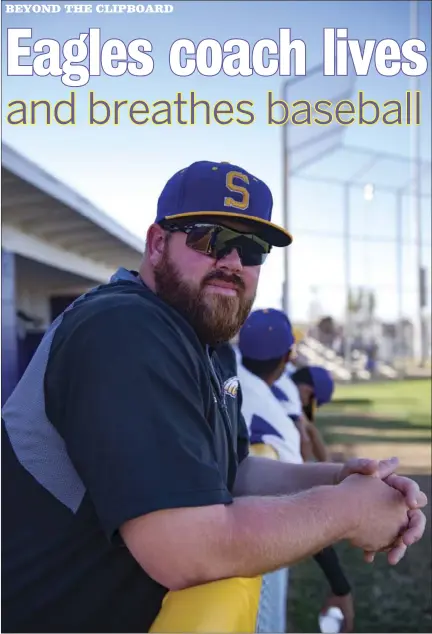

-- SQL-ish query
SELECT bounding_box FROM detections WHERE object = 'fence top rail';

[288,143,431,196]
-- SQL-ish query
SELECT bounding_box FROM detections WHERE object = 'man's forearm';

[224,487,353,577]
[121,484,355,591]
[233,455,342,497]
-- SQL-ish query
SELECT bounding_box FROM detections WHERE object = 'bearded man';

[2,161,427,633]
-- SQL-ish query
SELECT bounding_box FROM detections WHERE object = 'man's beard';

[154,244,255,347]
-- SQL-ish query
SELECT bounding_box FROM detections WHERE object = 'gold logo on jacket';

[223,377,239,398]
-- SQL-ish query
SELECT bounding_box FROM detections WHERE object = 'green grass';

[287,379,432,633]
[328,378,432,427]
[287,506,432,633]
[317,378,432,448]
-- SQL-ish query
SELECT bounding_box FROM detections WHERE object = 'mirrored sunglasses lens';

[215,235,269,266]
[186,224,270,266]
[185,225,215,254]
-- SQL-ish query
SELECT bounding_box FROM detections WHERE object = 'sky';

[2,0,431,323]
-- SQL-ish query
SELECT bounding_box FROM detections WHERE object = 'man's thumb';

[355,458,379,476]
[376,457,400,479]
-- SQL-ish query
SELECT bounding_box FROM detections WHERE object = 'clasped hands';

[336,457,427,565]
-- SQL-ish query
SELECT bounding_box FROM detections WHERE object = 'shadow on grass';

[320,415,430,432]
[316,414,431,472]
[331,397,426,408]
[331,398,375,407]
[331,397,424,408]
[326,433,431,444]
[317,412,432,449]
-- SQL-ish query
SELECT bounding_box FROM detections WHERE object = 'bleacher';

[297,336,398,382]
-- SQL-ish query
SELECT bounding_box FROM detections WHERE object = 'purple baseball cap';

[308,366,335,406]
[155,160,293,247]
[238,308,295,361]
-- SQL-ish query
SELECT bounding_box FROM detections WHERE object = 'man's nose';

[216,247,243,271]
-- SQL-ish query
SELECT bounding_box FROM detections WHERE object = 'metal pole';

[343,183,352,374]
[410,0,424,366]
[279,63,339,317]
[281,80,289,315]
[396,190,405,377]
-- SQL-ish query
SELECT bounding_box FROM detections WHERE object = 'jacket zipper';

[206,348,233,434]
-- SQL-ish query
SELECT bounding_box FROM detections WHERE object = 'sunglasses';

[164,222,272,267]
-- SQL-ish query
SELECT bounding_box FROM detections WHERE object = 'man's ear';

[146,224,167,265]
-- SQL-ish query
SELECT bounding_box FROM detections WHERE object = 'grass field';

[287,378,432,634]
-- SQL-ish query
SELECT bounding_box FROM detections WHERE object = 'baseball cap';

[238,308,295,361]
[308,366,335,406]
[155,160,292,247]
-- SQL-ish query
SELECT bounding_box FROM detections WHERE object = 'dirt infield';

[329,441,432,476]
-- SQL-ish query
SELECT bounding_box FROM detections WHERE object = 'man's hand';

[363,508,427,565]
[336,457,428,564]
[321,593,354,633]
[336,457,427,509]
[339,473,410,552]
[336,457,398,485]
[384,472,428,509]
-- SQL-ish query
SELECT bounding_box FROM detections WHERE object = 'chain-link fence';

[289,147,430,368]
[280,67,431,372]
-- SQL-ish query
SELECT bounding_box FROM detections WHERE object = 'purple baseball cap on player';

[238,308,295,361]
[308,366,335,406]
[155,160,293,247]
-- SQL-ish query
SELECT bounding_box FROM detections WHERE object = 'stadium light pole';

[410,0,425,366]
[343,183,352,372]
[396,188,406,377]
[280,63,324,316]
[342,155,379,374]
[281,79,289,315]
